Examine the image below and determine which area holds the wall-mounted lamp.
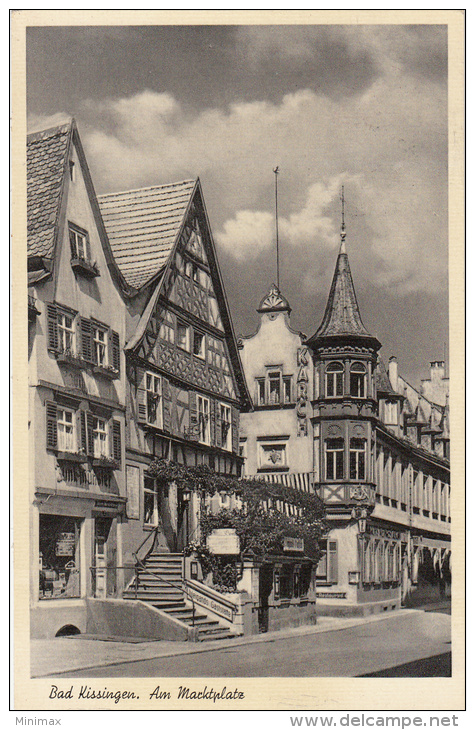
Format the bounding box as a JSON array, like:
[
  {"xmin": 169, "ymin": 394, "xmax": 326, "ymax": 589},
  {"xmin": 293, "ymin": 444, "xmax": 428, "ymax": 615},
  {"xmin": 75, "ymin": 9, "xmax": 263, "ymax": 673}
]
[
  {"xmin": 351, "ymin": 506, "xmax": 368, "ymax": 534},
  {"xmin": 182, "ymin": 486, "xmax": 192, "ymax": 503}
]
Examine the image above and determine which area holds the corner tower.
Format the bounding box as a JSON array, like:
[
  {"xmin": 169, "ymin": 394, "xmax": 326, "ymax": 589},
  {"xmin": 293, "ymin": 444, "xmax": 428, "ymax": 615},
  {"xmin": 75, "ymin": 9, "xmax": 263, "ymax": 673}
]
[{"xmin": 306, "ymin": 213, "xmax": 381, "ymax": 604}]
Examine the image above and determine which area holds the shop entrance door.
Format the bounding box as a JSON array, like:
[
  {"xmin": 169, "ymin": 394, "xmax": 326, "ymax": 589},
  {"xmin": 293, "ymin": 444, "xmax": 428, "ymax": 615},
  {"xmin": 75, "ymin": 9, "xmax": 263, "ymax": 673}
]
[
  {"xmin": 94, "ymin": 518, "xmax": 111, "ymax": 598},
  {"xmin": 258, "ymin": 564, "xmax": 273, "ymax": 633},
  {"xmin": 176, "ymin": 492, "xmax": 190, "ymax": 552}
]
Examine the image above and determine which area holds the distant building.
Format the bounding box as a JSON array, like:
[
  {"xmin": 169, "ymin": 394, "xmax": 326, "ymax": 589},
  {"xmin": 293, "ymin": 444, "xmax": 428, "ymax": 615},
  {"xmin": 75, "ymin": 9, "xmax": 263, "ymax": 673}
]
[{"xmin": 240, "ymin": 223, "xmax": 450, "ymax": 615}]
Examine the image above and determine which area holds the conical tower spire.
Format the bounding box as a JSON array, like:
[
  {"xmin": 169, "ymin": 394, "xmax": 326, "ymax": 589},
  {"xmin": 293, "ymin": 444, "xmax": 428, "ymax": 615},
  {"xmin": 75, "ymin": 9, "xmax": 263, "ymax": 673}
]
[{"xmin": 307, "ymin": 191, "xmax": 379, "ymax": 347}]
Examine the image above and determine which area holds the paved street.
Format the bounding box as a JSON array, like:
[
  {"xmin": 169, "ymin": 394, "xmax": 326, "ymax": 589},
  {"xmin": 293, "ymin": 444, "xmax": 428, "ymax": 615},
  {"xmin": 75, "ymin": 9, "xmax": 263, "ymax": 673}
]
[{"xmin": 45, "ymin": 609, "xmax": 450, "ymax": 679}]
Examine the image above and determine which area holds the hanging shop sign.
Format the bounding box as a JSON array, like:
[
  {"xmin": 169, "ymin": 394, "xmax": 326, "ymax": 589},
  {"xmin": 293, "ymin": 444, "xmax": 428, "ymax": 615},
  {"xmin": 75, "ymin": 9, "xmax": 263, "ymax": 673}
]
[
  {"xmin": 207, "ymin": 528, "xmax": 240, "ymax": 555},
  {"xmin": 283, "ymin": 537, "xmax": 304, "ymax": 552},
  {"xmin": 55, "ymin": 532, "xmax": 75, "ymax": 557}
]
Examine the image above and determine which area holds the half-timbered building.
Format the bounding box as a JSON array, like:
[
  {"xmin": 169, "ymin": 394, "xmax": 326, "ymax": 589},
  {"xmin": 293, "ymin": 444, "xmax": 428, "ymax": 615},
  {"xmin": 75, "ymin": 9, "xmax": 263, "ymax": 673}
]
[{"xmin": 98, "ymin": 180, "xmax": 251, "ymax": 582}]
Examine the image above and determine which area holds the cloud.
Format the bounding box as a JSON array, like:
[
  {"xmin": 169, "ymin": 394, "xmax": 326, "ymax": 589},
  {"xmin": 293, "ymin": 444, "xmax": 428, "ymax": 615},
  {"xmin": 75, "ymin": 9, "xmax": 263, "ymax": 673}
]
[{"xmin": 27, "ymin": 112, "xmax": 72, "ymax": 133}]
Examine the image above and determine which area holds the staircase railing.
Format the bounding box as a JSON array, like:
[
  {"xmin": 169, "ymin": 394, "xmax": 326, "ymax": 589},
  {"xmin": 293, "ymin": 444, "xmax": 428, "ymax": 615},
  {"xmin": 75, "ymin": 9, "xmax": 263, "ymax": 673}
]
[{"xmin": 132, "ymin": 553, "xmax": 197, "ymax": 628}]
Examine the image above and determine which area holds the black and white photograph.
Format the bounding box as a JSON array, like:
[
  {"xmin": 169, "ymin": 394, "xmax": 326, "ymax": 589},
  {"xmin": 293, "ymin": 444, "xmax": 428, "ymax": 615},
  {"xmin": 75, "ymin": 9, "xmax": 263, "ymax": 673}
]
[{"xmin": 12, "ymin": 9, "xmax": 465, "ymax": 716}]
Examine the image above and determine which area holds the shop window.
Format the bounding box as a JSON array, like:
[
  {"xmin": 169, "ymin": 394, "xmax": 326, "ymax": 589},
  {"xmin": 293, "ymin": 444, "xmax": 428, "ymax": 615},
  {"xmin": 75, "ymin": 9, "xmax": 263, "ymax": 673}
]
[
  {"xmin": 177, "ymin": 322, "xmax": 190, "ymax": 351},
  {"xmin": 279, "ymin": 564, "xmax": 293, "ymax": 599},
  {"xmin": 349, "ymin": 438, "xmax": 366, "ymax": 480},
  {"xmin": 39, "ymin": 514, "xmax": 81, "ymax": 600},
  {"xmin": 316, "ymin": 540, "xmax": 338, "ymax": 583},
  {"xmin": 144, "ymin": 476, "xmax": 160, "ymax": 526},
  {"xmin": 360, "ymin": 538, "xmax": 372, "ymax": 583},
  {"xmin": 325, "ymin": 438, "xmax": 344, "ymax": 480},
  {"xmin": 193, "ymin": 330, "xmax": 206, "ymax": 359},
  {"xmin": 326, "ymin": 362, "xmax": 344, "ymax": 397},
  {"xmin": 220, "ymin": 403, "xmax": 231, "ymax": 451},
  {"xmin": 198, "ymin": 395, "xmax": 210, "ymax": 444},
  {"xmin": 350, "ymin": 362, "xmax": 366, "ymax": 398},
  {"xmin": 146, "ymin": 372, "xmax": 162, "ymax": 428}
]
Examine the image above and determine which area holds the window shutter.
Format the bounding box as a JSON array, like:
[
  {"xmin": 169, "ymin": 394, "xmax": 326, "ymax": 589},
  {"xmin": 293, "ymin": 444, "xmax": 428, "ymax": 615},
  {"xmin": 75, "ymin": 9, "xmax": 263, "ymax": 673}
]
[
  {"xmin": 112, "ymin": 419, "xmax": 121, "ymax": 463},
  {"xmin": 69, "ymin": 227, "xmax": 77, "ymax": 257},
  {"xmin": 110, "ymin": 330, "xmax": 120, "ymax": 373},
  {"xmin": 86, "ymin": 412, "xmax": 95, "ymax": 456},
  {"xmin": 46, "ymin": 304, "xmax": 59, "ymax": 351},
  {"xmin": 78, "ymin": 410, "xmax": 87, "ymax": 454},
  {"xmin": 209, "ymin": 399, "xmax": 217, "ymax": 446},
  {"xmin": 231, "ymin": 405, "xmax": 239, "ymax": 454},
  {"xmin": 80, "ymin": 318, "xmax": 93, "ymax": 362},
  {"xmin": 85, "ymin": 234, "xmax": 92, "ymax": 263},
  {"xmin": 45, "ymin": 401, "xmax": 57, "ymax": 449},
  {"xmin": 188, "ymin": 391, "xmax": 198, "ymax": 441},
  {"xmin": 162, "ymin": 377, "xmax": 172, "ymax": 432},
  {"xmin": 215, "ymin": 402, "xmax": 222, "ymax": 448},
  {"xmin": 136, "ymin": 367, "xmax": 147, "ymax": 423},
  {"xmin": 328, "ymin": 541, "xmax": 338, "ymax": 583}
]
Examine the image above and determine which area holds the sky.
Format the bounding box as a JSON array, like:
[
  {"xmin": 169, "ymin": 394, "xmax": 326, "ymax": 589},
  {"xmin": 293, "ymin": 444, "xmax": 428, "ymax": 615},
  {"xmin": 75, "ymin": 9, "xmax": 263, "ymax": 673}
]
[{"xmin": 26, "ymin": 23, "xmax": 449, "ymax": 387}]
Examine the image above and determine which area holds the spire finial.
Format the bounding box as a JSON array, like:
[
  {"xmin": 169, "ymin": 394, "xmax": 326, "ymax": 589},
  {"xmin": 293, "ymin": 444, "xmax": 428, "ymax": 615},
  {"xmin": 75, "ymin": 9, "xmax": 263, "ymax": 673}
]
[
  {"xmin": 273, "ymin": 166, "xmax": 280, "ymax": 290},
  {"xmin": 340, "ymin": 184, "xmax": 346, "ymax": 253}
]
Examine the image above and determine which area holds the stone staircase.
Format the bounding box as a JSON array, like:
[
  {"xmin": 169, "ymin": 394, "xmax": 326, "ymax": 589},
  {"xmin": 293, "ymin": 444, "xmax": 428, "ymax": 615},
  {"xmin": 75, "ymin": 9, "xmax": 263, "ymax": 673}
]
[{"xmin": 123, "ymin": 552, "xmax": 234, "ymax": 642}]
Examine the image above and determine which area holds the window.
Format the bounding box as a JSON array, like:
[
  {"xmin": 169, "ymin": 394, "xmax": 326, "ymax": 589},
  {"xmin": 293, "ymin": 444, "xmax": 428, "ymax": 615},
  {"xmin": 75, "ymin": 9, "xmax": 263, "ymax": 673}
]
[
  {"xmin": 316, "ymin": 540, "xmax": 338, "ymax": 583},
  {"xmin": 39, "ymin": 515, "xmax": 82, "ymax": 600},
  {"xmin": 57, "ymin": 311, "xmax": 75, "ymax": 353},
  {"xmin": 57, "ymin": 408, "xmax": 76, "ymax": 452},
  {"xmin": 283, "ymin": 376, "xmax": 292, "ymax": 403},
  {"xmin": 69, "ymin": 223, "xmax": 91, "ymax": 261},
  {"xmin": 325, "ymin": 438, "xmax": 344, "ymax": 480},
  {"xmin": 92, "ymin": 417, "xmax": 108, "ymax": 458},
  {"xmin": 268, "ymin": 372, "xmax": 281, "ymax": 404},
  {"xmin": 92, "ymin": 325, "xmax": 107, "ymax": 366},
  {"xmin": 177, "ymin": 322, "xmax": 190, "ymax": 351},
  {"xmin": 69, "ymin": 160, "xmax": 75, "ymax": 182},
  {"xmin": 193, "ymin": 331, "xmax": 206, "ymax": 359},
  {"xmin": 350, "ymin": 362, "xmax": 366, "ymax": 397},
  {"xmin": 197, "ymin": 395, "xmax": 210, "ymax": 444},
  {"xmin": 146, "ymin": 372, "xmax": 162, "ymax": 427},
  {"xmin": 257, "ymin": 378, "xmax": 265, "ymax": 406},
  {"xmin": 144, "ymin": 476, "xmax": 160, "ymax": 526},
  {"xmin": 326, "ymin": 362, "xmax": 344, "ymax": 397},
  {"xmin": 349, "ymin": 438, "xmax": 366, "ymax": 480},
  {"xmin": 220, "ymin": 403, "xmax": 231, "ymax": 450}
]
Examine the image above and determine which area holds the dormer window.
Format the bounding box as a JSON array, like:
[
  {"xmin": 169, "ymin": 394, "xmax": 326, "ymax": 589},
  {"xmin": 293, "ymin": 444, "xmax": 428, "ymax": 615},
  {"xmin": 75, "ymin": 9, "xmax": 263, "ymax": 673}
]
[
  {"xmin": 350, "ymin": 362, "xmax": 366, "ymax": 398},
  {"xmin": 326, "ymin": 362, "xmax": 344, "ymax": 397}
]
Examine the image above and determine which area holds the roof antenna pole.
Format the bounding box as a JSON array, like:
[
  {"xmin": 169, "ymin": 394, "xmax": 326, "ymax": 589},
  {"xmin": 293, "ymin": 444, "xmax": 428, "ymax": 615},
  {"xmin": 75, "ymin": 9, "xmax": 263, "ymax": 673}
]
[
  {"xmin": 274, "ymin": 166, "xmax": 280, "ymax": 291},
  {"xmin": 340, "ymin": 184, "xmax": 346, "ymax": 253}
]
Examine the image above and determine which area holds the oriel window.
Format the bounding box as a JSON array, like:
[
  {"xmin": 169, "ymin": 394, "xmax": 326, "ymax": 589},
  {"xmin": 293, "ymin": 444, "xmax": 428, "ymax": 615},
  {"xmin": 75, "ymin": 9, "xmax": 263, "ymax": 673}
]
[
  {"xmin": 350, "ymin": 362, "xmax": 366, "ymax": 398},
  {"xmin": 325, "ymin": 438, "xmax": 344, "ymax": 480},
  {"xmin": 326, "ymin": 362, "xmax": 344, "ymax": 397},
  {"xmin": 349, "ymin": 438, "xmax": 366, "ymax": 480}
]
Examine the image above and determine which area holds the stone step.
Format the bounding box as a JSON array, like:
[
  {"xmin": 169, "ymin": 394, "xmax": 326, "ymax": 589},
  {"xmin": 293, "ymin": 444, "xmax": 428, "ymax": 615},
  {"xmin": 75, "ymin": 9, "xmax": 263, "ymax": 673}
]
[{"xmin": 198, "ymin": 629, "xmax": 233, "ymax": 641}]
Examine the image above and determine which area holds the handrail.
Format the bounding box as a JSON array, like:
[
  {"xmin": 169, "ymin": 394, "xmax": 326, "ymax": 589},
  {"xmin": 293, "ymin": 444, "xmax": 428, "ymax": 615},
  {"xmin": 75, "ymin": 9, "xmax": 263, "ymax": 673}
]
[
  {"xmin": 183, "ymin": 577, "xmax": 239, "ymax": 614},
  {"xmin": 132, "ymin": 554, "xmax": 196, "ymax": 628},
  {"xmin": 134, "ymin": 525, "xmax": 160, "ymax": 562}
]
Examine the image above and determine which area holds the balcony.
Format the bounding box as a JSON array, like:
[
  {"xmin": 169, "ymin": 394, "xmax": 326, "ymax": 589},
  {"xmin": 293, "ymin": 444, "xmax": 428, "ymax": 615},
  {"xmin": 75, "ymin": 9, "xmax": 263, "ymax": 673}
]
[
  {"xmin": 92, "ymin": 455, "xmax": 120, "ymax": 470},
  {"xmin": 93, "ymin": 363, "xmax": 120, "ymax": 381},
  {"xmin": 55, "ymin": 349, "xmax": 85, "ymax": 369},
  {"xmin": 70, "ymin": 257, "xmax": 100, "ymax": 279}
]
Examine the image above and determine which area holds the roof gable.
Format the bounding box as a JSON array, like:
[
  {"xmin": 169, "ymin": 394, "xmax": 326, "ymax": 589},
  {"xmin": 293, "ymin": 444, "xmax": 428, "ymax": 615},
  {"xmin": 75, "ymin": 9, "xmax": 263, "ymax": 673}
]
[
  {"xmin": 27, "ymin": 122, "xmax": 72, "ymax": 261},
  {"xmin": 98, "ymin": 180, "xmax": 196, "ymax": 289}
]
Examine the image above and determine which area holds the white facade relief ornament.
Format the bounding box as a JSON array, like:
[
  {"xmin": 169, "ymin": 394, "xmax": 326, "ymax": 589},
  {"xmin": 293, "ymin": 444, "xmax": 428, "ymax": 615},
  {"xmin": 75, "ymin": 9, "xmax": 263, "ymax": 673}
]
[{"xmin": 349, "ymin": 485, "xmax": 370, "ymax": 501}]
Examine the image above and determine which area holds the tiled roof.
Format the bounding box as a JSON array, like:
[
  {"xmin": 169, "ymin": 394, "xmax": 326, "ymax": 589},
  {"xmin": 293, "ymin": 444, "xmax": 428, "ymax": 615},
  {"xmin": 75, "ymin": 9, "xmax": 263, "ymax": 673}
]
[
  {"xmin": 309, "ymin": 245, "xmax": 372, "ymax": 340},
  {"xmin": 375, "ymin": 360, "xmax": 398, "ymax": 395},
  {"xmin": 27, "ymin": 122, "xmax": 72, "ymax": 259},
  {"xmin": 98, "ymin": 180, "xmax": 196, "ymax": 289}
]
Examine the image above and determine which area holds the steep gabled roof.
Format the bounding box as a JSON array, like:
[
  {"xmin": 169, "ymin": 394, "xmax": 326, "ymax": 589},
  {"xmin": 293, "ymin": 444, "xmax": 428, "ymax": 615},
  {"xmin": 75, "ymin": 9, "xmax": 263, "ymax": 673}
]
[
  {"xmin": 308, "ymin": 234, "xmax": 372, "ymax": 342},
  {"xmin": 27, "ymin": 122, "xmax": 72, "ymax": 261},
  {"xmin": 98, "ymin": 180, "xmax": 196, "ymax": 290},
  {"xmin": 375, "ymin": 359, "xmax": 400, "ymax": 396}
]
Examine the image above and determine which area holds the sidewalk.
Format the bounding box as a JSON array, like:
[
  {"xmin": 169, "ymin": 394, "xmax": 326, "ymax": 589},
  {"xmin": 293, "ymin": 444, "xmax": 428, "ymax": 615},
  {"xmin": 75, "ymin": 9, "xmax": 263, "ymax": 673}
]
[{"xmin": 30, "ymin": 607, "xmax": 429, "ymax": 678}]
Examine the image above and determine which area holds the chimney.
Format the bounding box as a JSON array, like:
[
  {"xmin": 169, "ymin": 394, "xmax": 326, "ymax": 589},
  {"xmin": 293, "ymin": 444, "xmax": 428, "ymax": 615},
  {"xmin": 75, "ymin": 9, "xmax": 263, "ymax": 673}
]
[
  {"xmin": 388, "ymin": 356, "xmax": 398, "ymax": 391},
  {"xmin": 430, "ymin": 361, "xmax": 445, "ymax": 383}
]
